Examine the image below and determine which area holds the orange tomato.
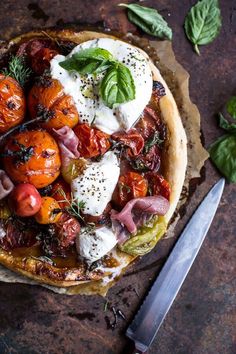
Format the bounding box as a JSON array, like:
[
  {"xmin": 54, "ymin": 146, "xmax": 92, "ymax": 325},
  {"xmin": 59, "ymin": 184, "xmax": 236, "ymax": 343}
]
[
  {"xmin": 3, "ymin": 130, "xmax": 61, "ymax": 188},
  {"xmin": 35, "ymin": 196, "xmax": 62, "ymax": 224},
  {"xmin": 113, "ymin": 172, "xmax": 148, "ymax": 207},
  {"xmin": 73, "ymin": 123, "xmax": 111, "ymax": 158},
  {"xmin": 51, "ymin": 179, "xmax": 71, "ymax": 209},
  {"xmin": 0, "ymin": 74, "xmax": 25, "ymax": 133},
  {"xmin": 28, "ymin": 78, "xmax": 79, "ymax": 130}
]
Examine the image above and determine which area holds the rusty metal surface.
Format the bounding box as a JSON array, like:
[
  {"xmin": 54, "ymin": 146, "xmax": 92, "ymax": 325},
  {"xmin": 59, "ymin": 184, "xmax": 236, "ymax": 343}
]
[{"xmin": 0, "ymin": 1, "xmax": 235, "ymax": 353}]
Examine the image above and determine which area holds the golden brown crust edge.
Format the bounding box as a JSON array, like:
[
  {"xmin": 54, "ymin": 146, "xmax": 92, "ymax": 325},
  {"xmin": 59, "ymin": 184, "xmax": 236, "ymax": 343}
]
[{"xmin": 0, "ymin": 29, "xmax": 187, "ymax": 287}]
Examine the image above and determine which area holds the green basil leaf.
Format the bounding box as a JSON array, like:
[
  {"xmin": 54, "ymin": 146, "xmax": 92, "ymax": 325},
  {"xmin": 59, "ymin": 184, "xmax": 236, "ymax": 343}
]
[
  {"xmin": 100, "ymin": 63, "xmax": 135, "ymax": 108},
  {"xmin": 219, "ymin": 113, "xmax": 236, "ymax": 133},
  {"xmin": 209, "ymin": 134, "xmax": 236, "ymax": 183},
  {"xmin": 226, "ymin": 96, "xmax": 236, "ymax": 119},
  {"xmin": 59, "ymin": 48, "xmax": 114, "ymax": 74},
  {"xmin": 184, "ymin": 0, "xmax": 222, "ymax": 55},
  {"xmin": 118, "ymin": 3, "xmax": 172, "ymax": 40}
]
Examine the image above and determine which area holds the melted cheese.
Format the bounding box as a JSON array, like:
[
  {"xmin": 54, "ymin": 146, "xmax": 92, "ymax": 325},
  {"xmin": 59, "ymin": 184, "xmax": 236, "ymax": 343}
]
[
  {"xmin": 71, "ymin": 151, "xmax": 120, "ymax": 216},
  {"xmin": 77, "ymin": 226, "xmax": 117, "ymax": 263}
]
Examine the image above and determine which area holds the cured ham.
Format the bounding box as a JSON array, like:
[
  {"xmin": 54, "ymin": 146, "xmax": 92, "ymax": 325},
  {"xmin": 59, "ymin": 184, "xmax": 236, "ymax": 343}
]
[
  {"xmin": 0, "ymin": 170, "xmax": 14, "ymax": 200},
  {"xmin": 53, "ymin": 126, "xmax": 80, "ymax": 159},
  {"xmin": 111, "ymin": 196, "xmax": 170, "ymax": 235}
]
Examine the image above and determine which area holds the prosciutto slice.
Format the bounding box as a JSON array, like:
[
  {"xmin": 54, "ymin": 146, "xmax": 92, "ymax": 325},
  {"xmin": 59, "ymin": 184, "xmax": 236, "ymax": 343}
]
[
  {"xmin": 111, "ymin": 196, "xmax": 169, "ymax": 235},
  {"xmin": 0, "ymin": 170, "xmax": 14, "ymax": 200},
  {"xmin": 53, "ymin": 126, "xmax": 80, "ymax": 159}
]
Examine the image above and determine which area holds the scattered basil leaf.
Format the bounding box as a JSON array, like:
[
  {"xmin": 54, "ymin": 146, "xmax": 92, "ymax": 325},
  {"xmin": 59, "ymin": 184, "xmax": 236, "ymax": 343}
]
[
  {"xmin": 184, "ymin": 0, "xmax": 222, "ymax": 55},
  {"xmin": 218, "ymin": 113, "xmax": 236, "ymax": 133},
  {"xmin": 209, "ymin": 134, "xmax": 236, "ymax": 183},
  {"xmin": 100, "ymin": 63, "xmax": 135, "ymax": 108},
  {"xmin": 226, "ymin": 96, "xmax": 236, "ymax": 119},
  {"xmin": 59, "ymin": 48, "xmax": 114, "ymax": 74},
  {"xmin": 118, "ymin": 3, "xmax": 172, "ymax": 40}
]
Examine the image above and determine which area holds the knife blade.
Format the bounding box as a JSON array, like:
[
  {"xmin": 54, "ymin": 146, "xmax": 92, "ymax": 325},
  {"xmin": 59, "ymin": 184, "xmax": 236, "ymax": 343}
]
[{"xmin": 126, "ymin": 178, "xmax": 225, "ymax": 354}]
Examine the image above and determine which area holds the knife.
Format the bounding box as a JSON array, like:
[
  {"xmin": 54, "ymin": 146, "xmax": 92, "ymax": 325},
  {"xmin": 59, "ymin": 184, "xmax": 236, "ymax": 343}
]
[{"xmin": 126, "ymin": 178, "xmax": 225, "ymax": 354}]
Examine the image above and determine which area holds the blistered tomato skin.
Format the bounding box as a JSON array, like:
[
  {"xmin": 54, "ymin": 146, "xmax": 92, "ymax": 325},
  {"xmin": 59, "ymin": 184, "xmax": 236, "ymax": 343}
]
[
  {"xmin": 9, "ymin": 183, "xmax": 42, "ymax": 217},
  {"xmin": 28, "ymin": 78, "xmax": 79, "ymax": 130},
  {"xmin": 35, "ymin": 196, "xmax": 62, "ymax": 224},
  {"xmin": 3, "ymin": 130, "xmax": 61, "ymax": 188},
  {"xmin": 51, "ymin": 179, "xmax": 71, "ymax": 209},
  {"xmin": 0, "ymin": 74, "xmax": 26, "ymax": 133}
]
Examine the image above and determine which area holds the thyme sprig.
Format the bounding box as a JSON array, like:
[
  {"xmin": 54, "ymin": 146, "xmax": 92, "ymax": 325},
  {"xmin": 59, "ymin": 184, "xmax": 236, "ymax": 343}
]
[
  {"xmin": 52, "ymin": 187, "xmax": 86, "ymax": 222},
  {"xmin": 2, "ymin": 56, "xmax": 32, "ymax": 87}
]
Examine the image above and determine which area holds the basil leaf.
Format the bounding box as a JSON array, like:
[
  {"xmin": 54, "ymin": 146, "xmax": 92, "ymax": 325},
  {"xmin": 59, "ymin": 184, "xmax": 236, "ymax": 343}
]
[
  {"xmin": 184, "ymin": 0, "xmax": 222, "ymax": 55},
  {"xmin": 59, "ymin": 48, "xmax": 114, "ymax": 74},
  {"xmin": 219, "ymin": 113, "xmax": 236, "ymax": 133},
  {"xmin": 209, "ymin": 134, "xmax": 236, "ymax": 183},
  {"xmin": 100, "ymin": 63, "xmax": 135, "ymax": 108},
  {"xmin": 226, "ymin": 96, "xmax": 236, "ymax": 119},
  {"xmin": 118, "ymin": 3, "xmax": 172, "ymax": 40}
]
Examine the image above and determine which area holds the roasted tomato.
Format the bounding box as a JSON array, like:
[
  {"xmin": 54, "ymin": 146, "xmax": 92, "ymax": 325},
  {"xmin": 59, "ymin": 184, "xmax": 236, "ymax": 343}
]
[
  {"xmin": 38, "ymin": 213, "xmax": 80, "ymax": 256},
  {"xmin": 3, "ymin": 130, "xmax": 61, "ymax": 188},
  {"xmin": 51, "ymin": 179, "xmax": 71, "ymax": 209},
  {"xmin": 31, "ymin": 47, "xmax": 58, "ymax": 74},
  {"xmin": 130, "ymin": 144, "xmax": 161, "ymax": 172},
  {"xmin": 35, "ymin": 196, "xmax": 62, "ymax": 224},
  {"xmin": 111, "ymin": 129, "xmax": 144, "ymax": 157},
  {"xmin": 54, "ymin": 212, "xmax": 80, "ymax": 249},
  {"xmin": 9, "ymin": 183, "xmax": 42, "ymax": 217},
  {"xmin": 0, "ymin": 218, "xmax": 37, "ymax": 251},
  {"xmin": 28, "ymin": 78, "xmax": 79, "ymax": 130},
  {"xmin": 83, "ymin": 203, "xmax": 112, "ymax": 226},
  {"xmin": 135, "ymin": 106, "xmax": 165, "ymax": 140},
  {"xmin": 113, "ymin": 172, "xmax": 148, "ymax": 207},
  {"xmin": 145, "ymin": 172, "xmax": 171, "ymax": 200},
  {"xmin": 17, "ymin": 39, "xmax": 58, "ymax": 75},
  {"xmin": 74, "ymin": 123, "xmax": 111, "ymax": 158},
  {"xmin": 0, "ymin": 74, "xmax": 25, "ymax": 133}
]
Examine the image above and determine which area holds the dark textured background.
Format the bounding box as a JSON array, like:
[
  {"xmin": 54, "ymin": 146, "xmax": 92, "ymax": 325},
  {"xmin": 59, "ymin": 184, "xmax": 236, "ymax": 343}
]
[{"xmin": 0, "ymin": 1, "xmax": 236, "ymax": 353}]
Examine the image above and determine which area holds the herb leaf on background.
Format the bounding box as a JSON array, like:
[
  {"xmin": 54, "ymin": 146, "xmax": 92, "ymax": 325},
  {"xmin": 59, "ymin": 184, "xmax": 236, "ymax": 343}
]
[
  {"xmin": 184, "ymin": 0, "xmax": 222, "ymax": 55},
  {"xmin": 226, "ymin": 96, "xmax": 236, "ymax": 119},
  {"xmin": 118, "ymin": 3, "xmax": 172, "ymax": 40}
]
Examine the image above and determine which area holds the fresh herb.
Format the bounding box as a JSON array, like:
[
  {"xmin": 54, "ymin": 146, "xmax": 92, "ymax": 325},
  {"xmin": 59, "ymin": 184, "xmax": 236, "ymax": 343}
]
[
  {"xmin": 100, "ymin": 63, "xmax": 135, "ymax": 108},
  {"xmin": 209, "ymin": 134, "xmax": 236, "ymax": 183},
  {"xmin": 1, "ymin": 141, "xmax": 34, "ymax": 165},
  {"xmin": 59, "ymin": 48, "xmax": 135, "ymax": 108},
  {"xmin": 209, "ymin": 99, "xmax": 236, "ymax": 183},
  {"xmin": 3, "ymin": 55, "xmax": 32, "ymax": 86},
  {"xmin": 144, "ymin": 131, "xmax": 163, "ymax": 154},
  {"xmin": 226, "ymin": 96, "xmax": 236, "ymax": 119},
  {"xmin": 60, "ymin": 48, "xmax": 115, "ymax": 75},
  {"xmin": 218, "ymin": 113, "xmax": 236, "ymax": 133},
  {"xmin": 56, "ymin": 188, "xmax": 85, "ymax": 222},
  {"xmin": 119, "ymin": 183, "xmax": 131, "ymax": 194},
  {"xmin": 118, "ymin": 3, "xmax": 172, "ymax": 40},
  {"xmin": 184, "ymin": 0, "xmax": 222, "ymax": 55}
]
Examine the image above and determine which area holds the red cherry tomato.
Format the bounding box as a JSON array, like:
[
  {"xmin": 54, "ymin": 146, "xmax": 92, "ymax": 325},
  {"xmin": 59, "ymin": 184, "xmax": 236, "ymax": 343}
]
[
  {"xmin": 111, "ymin": 129, "xmax": 144, "ymax": 157},
  {"xmin": 51, "ymin": 179, "xmax": 71, "ymax": 209},
  {"xmin": 145, "ymin": 172, "xmax": 171, "ymax": 200},
  {"xmin": 113, "ymin": 172, "xmax": 148, "ymax": 207},
  {"xmin": 31, "ymin": 47, "xmax": 58, "ymax": 74},
  {"xmin": 73, "ymin": 123, "xmax": 111, "ymax": 158},
  {"xmin": 9, "ymin": 183, "xmax": 42, "ymax": 217},
  {"xmin": 54, "ymin": 212, "xmax": 81, "ymax": 249},
  {"xmin": 135, "ymin": 106, "xmax": 164, "ymax": 140}
]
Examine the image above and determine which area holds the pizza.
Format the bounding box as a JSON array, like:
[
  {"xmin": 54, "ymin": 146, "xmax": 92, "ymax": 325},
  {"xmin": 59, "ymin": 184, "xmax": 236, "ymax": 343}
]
[{"xmin": 0, "ymin": 30, "xmax": 187, "ymax": 290}]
